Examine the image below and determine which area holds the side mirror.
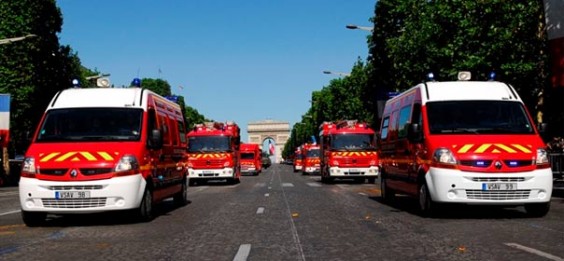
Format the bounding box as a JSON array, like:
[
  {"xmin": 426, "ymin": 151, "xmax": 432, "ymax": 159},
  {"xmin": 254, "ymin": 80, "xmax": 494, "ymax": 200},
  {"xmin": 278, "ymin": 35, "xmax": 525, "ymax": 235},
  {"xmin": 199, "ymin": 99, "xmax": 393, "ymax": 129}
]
[
  {"xmin": 407, "ymin": 123, "xmax": 423, "ymax": 142},
  {"xmin": 149, "ymin": 129, "xmax": 163, "ymax": 149},
  {"xmin": 538, "ymin": 123, "xmax": 547, "ymax": 133}
]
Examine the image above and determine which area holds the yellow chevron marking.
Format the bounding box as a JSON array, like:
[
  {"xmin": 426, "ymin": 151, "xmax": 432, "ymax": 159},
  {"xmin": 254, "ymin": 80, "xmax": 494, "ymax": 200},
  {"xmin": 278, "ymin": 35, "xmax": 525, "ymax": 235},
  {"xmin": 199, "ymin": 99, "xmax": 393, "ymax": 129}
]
[
  {"xmin": 40, "ymin": 152, "xmax": 61, "ymax": 162},
  {"xmin": 71, "ymin": 157, "xmax": 80, "ymax": 161},
  {"xmin": 56, "ymin": 152, "xmax": 77, "ymax": 162},
  {"xmin": 80, "ymin": 152, "xmax": 97, "ymax": 161},
  {"xmin": 475, "ymin": 144, "xmax": 492, "ymax": 153},
  {"xmin": 492, "ymin": 149, "xmax": 501, "ymax": 153},
  {"xmin": 512, "ymin": 144, "xmax": 532, "ymax": 153},
  {"xmin": 98, "ymin": 152, "xmax": 114, "ymax": 161},
  {"xmin": 495, "ymin": 144, "xmax": 517, "ymax": 153},
  {"xmin": 458, "ymin": 144, "xmax": 474, "ymax": 153}
]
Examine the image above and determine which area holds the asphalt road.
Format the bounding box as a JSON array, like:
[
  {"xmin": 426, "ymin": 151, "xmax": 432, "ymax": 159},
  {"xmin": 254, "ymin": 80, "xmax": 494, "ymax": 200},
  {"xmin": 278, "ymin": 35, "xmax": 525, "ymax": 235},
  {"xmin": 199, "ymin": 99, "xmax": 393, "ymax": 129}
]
[{"xmin": 0, "ymin": 164, "xmax": 563, "ymax": 261}]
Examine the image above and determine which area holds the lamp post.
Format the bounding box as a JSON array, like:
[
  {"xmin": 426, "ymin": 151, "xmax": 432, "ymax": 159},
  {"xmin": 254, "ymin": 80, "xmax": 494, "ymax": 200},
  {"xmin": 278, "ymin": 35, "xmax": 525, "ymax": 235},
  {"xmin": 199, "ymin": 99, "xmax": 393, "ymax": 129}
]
[
  {"xmin": 345, "ymin": 24, "xmax": 374, "ymax": 32},
  {"xmin": 0, "ymin": 34, "xmax": 36, "ymax": 45},
  {"xmin": 323, "ymin": 70, "xmax": 351, "ymax": 77}
]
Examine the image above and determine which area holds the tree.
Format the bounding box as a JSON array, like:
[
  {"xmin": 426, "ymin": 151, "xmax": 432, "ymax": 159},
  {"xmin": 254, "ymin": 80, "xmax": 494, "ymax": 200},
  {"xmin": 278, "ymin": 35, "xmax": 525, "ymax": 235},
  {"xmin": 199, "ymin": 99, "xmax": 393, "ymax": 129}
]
[{"xmin": 0, "ymin": 0, "xmax": 84, "ymax": 156}]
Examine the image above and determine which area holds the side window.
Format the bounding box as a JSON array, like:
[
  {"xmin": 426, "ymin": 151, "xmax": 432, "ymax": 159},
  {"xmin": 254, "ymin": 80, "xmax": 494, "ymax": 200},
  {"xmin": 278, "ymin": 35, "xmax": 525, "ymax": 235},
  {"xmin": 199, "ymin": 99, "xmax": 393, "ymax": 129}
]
[
  {"xmin": 398, "ymin": 106, "xmax": 411, "ymax": 138},
  {"xmin": 159, "ymin": 115, "xmax": 170, "ymax": 145},
  {"xmin": 147, "ymin": 109, "xmax": 157, "ymax": 146},
  {"xmin": 178, "ymin": 120, "xmax": 186, "ymax": 144},
  {"xmin": 169, "ymin": 116, "xmax": 179, "ymax": 145},
  {"xmin": 380, "ymin": 117, "xmax": 390, "ymax": 140},
  {"xmin": 412, "ymin": 103, "xmax": 422, "ymax": 125}
]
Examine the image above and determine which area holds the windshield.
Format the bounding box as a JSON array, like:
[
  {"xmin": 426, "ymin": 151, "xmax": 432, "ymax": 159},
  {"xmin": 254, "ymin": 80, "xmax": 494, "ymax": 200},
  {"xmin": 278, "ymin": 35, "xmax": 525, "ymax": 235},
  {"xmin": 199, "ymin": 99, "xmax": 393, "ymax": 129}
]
[
  {"xmin": 295, "ymin": 154, "xmax": 303, "ymax": 160},
  {"xmin": 36, "ymin": 108, "xmax": 143, "ymax": 142},
  {"xmin": 241, "ymin": 153, "xmax": 255, "ymax": 159},
  {"xmin": 427, "ymin": 101, "xmax": 534, "ymax": 135},
  {"xmin": 188, "ymin": 136, "xmax": 230, "ymax": 152},
  {"xmin": 306, "ymin": 149, "xmax": 320, "ymax": 158},
  {"xmin": 331, "ymin": 134, "xmax": 375, "ymax": 151}
]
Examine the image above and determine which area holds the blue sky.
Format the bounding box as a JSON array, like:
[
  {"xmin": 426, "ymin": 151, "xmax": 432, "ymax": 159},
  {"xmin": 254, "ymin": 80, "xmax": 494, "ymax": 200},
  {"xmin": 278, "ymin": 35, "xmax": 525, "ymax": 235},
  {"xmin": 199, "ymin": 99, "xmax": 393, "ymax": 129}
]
[{"xmin": 57, "ymin": 0, "xmax": 375, "ymax": 142}]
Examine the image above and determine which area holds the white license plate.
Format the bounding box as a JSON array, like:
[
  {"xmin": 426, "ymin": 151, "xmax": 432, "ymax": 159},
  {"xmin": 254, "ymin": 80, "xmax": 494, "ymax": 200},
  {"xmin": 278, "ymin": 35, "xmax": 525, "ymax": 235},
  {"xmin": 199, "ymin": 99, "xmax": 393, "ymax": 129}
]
[
  {"xmin": 482, "ymin": 183, "xmax": 517, "ymax": 191},
  {"xmin": 203, "ymin": 170, "xmax": 213, "ymax": 174},
  {"xmin": 55, "ymin": 191, "xmax": 91, "ymax": 199}
]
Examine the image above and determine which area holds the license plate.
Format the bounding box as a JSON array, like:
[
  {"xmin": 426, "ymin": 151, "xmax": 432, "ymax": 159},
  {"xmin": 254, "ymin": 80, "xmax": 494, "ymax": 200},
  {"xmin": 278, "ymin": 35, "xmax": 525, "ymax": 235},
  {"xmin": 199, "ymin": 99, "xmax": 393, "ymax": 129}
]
[
  {"xmin": 203, "ymin": 170, "xmax": 213, "ymax": 174},
  {"xmin": 482, "ymin": 183, "xmax": 517, "ymax": 191},
  {"xmin": 55, "ymin": 191, "xmax": 91, "ymax": 199}
]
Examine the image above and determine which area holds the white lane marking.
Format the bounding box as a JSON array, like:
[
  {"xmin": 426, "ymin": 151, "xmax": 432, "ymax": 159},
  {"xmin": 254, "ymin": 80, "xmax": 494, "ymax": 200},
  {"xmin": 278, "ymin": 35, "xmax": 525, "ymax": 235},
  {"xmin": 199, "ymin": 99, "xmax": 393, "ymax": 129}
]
[
  {"xmin": 265, "ymin": 193, "xmax": 270, "ymax": 197},
  {"xmin": 0, "ymin": 210, "xmax": 21, "ymax": 216},
  {"xmin": 358, "ymin": 192, "xmax": 367, "ymax": 196},
  {"xmin": 255, "ymin": 183, "xmax": 266, "ymax": 187},
  {"xmin": 268, "ymin": 187, "xmax": 272, "ymax": 190},
  {"xmin": 276, "ymin": 165, "xmax": 306, "ymax": 261},
  {"xmin": 188, "ymin": 186, "xmax": 209, "ymax": 193},
  {"xmin": 282, "ymin": 183, "xmax": 294, "ymax": 187},
  {"xmin": 256, "ymin": 207, "xmax": 265, "ymax": 214},
  {"xmin": 307, "ymin": 182, "xmax": 321, "ymax": 187},
  {"xmin": 233, "ymin": 244, "xmax": 251, "ymax": 261},
  {"xmin": 504, "ymin": 243, "xmax": 564, "ymax": 261}
]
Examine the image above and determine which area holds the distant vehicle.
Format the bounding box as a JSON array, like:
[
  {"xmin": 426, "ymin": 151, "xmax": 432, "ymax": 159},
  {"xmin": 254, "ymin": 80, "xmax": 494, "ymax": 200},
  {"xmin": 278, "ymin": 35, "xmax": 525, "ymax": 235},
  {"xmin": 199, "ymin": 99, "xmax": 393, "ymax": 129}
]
[
  {"xmin": 378, "ymin": 72, "xmax": 552, "ymax": 217},
  {"xmin": 319, "ymin": 120, "xmax": 379, "ymax": 183},
  {"xmin": 293, "ymin": 146, "xmax": 303, "ymax": 172},
  {"xmin": 240, "ymin": 143, "xmax": 262, "ymax": 176},
  {"xmin": 261, "ymin": 155, "xmax": 272, "ymax": 169},
  {"xmin": 302, "ymin": 143, "xmax": 321, "ymax": 175},
  {"xmin": 19, "ymin": 84, "xmax": 189, "ymax": 226},
  {"xmin": 186, "ymin": 121, "xmax": 241, "ymax": 185}
]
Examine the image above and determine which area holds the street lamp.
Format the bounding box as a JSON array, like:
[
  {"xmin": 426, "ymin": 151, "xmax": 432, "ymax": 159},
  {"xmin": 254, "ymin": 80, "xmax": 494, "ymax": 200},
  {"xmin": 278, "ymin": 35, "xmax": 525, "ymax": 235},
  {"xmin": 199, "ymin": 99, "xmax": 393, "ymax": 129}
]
[
  {"xmin": 0, "ymin": 34, "xmax": 36, "ymax": 45},
  {"xmin": 345, "ymin": 24, "xmax": 373, "ymax": 32},
  {"xmin": 323, "ymin": 70, "xmax": 350, "ymax": 77}
]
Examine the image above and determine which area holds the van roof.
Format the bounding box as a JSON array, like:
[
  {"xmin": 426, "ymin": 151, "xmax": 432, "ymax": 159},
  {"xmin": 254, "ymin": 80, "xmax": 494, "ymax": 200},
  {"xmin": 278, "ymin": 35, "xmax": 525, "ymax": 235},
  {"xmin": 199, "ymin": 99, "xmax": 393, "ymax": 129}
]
[
  {"xmin": 420, "ymin": 81, "xmax": 521, "ymax": 104},
  {"xmin": 47, "ymin": 88, "xmax": 165, "ymax": 110}
]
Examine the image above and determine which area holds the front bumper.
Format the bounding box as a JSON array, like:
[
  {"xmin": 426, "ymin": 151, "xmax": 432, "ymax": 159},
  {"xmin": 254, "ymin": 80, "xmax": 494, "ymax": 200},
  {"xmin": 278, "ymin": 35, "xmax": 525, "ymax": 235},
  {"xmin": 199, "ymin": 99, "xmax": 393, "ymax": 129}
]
[{"xmin": 328, "ymin": 166, "xmax": 379, "ymax": 177}]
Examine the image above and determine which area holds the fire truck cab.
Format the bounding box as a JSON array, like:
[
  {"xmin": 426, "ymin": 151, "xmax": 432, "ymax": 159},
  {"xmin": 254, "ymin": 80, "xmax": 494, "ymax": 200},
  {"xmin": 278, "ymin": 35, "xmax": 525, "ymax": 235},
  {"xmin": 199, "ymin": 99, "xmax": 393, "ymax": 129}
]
[
  {"xmin": 186, "ymin": 121, "xmax": 241, "ymax": 185},
  {"xmin": 240, "ymin": 143, "xmax": 261, "ymax": 176},
  {"xmin": 378, "ymin": 72, "xmax": 553, "ymax": 216},
  {"xmin": 19, "ymin": 85, "xmax": 189, "ymax": 226},
  {"xmin": 319, "ymin": 120, "xmax": 379, "ymax": 183},
  {"xmin": 302, "ymin": 143, "xmax": 321, "ymax": 175}
]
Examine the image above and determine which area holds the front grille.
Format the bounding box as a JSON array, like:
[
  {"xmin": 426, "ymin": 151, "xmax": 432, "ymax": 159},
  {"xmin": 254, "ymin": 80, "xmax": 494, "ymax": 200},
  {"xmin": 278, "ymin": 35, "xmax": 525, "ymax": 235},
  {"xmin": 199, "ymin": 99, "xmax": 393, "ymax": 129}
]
[
  {"xmin": 466, "ymin": 190, "xmax": 530, "ymax": 200},
  {"xmin": 48, "ymin": 185, "xmax": 104, "ymax": 191},
  {"xmin": 42, "ymin": 198, "xmax": 107, "ymax": 208},
  {"xmin": 345, "ymin": 171, "xmax": 364, "ymax": 175},
  {"xmin": 503, "ymin": 160, "xmax": 533, "ymax": 168},
  {"xmin": 460, "ymin": 160, "xmax": 492, "ymax": 168},
  {"xmin": 40, "ymin": 169, "xmax": 68, "ymax": 176},
  {"xmin": 80, "ymin": 168, "xmax": 113, "ymax": 175},
  {"xmin": 471, "ymin": 177, "xmax": 526, "ymax": 182}
]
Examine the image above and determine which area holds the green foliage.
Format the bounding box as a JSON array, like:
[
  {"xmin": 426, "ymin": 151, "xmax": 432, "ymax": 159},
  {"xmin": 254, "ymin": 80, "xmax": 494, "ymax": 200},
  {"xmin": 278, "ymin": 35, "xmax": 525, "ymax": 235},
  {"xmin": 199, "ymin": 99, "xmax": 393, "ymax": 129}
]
[
  {"xmin": 185, "ymin": 106, "xmax": 211, "ymax": 130},
  {"xmin": 367, "ymin": 0, "xmax": 548, "ymax": 126},
  {"xmin": 141, "ymin": 78, "xmax": 172, "ymax": 96}
]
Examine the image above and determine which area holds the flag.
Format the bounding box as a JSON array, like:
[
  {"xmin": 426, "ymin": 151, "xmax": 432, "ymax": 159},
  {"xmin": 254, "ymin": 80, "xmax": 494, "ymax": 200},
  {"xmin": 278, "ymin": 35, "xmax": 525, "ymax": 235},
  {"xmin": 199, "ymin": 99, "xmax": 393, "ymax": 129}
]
[{"xmin": 269, "ymin": 140, "xmax": 275, "ymax": 155}]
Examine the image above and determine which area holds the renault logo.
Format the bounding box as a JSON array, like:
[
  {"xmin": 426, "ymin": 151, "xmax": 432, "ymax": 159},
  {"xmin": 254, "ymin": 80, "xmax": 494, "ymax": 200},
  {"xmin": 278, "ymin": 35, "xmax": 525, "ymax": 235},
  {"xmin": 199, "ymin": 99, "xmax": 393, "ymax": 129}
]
[
  {"xmin": 206, "ymin": 160, "xmax": 211, "ymax": 165},
  {"xmin": 494, "ymin": 161, "xmax": 502, "ymax": 170},
  {"xmin": 70, "ymin": 169, "xmax": 78, "ymax": 178}
]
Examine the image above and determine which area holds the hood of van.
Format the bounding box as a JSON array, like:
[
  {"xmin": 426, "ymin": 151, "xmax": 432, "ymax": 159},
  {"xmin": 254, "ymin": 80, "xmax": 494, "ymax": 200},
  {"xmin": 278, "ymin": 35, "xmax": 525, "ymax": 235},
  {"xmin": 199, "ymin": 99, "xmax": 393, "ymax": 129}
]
[{"xmin": 25, "ymin": 142, "xmax": 143, "ymax": 181}]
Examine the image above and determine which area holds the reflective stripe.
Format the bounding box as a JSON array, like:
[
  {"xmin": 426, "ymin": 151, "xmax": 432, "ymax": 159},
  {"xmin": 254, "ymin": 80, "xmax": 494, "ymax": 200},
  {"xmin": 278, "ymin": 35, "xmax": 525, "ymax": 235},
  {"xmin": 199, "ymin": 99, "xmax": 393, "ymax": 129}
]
[{"xmin": 495, "ymin": 144, "xmax": 517, "ymax": 153}]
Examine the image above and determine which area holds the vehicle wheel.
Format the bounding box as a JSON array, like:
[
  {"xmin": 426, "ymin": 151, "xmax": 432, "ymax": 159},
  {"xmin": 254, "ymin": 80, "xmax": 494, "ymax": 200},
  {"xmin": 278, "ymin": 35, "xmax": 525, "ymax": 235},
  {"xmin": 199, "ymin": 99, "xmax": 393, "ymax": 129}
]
[
  {"xmin": 174, "ymin": 178, "xmax": 189, "ymax": 207},
  {"xmin": 524, "ymin": 202, "xmax": 550, "ymax": 217},
  {"xmin": 137, "ymin": 186, "xmax": 154, "ymax": 222},
  {"xmin": 21, "ymin": 210, "xmax": 47, "ymax": 227},
  {"xmin": 380, "ymin": 176, "xmax": 395, "ymax": 202},
  {"xmin": 418, "ymin": 182, "xmax": 438, "ymax": 217},
  {"xmin": 189, "ymin": 179, "xmax": 196, "ymax": 186},
  {"xmin": 367, "ymin": 177, "xmax": 376, "ymax": 184}
]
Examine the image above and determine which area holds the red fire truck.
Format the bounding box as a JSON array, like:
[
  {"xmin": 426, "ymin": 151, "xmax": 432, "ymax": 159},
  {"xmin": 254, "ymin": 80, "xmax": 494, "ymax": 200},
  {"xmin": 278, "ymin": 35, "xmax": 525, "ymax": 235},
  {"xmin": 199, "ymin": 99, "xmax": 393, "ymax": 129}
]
[
  {"xmin": 186, "ymin": 121, "xmax": 241, "ymax": 185},
  {"xmin": 302, "ymin": 143, "xmax": 321, "ymax": 175},
  {"xmin": 293, "ymin": 146, "xmax": 303, "ymax": 172},
  {"xmin": 319, "ymin": 120, "xmax": 379, "ymax": 183},
  {"xmin": 239, "ymin": 143, "xmax": 261, "ymax": 176}
]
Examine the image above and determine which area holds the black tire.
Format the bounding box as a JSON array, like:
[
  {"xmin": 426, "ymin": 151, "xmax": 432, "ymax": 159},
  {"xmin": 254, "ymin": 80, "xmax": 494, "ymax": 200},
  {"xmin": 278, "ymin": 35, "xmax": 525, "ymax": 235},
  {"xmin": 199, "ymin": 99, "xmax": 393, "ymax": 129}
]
[
  {"xmin": 137, "ymin": 186, "xmax": 154, "ymax": 222},
  {"xmin": 418, "ymin": 182, "xmax": 439, "ymax": 217},
  {"xmin": 380, "ymin": 175, "xmax": 395, "ymax": 202},
  {"xmin": 189, "ymin": 179, "xmax": 196, "ymax": 186},
  {"xmin": 21, "ymin": 210, "xmax": 47, "ymax": 227},
  {"xmin": 524, "ymin": 202, "xmax": 550, "ymax": 217},
  {"xmin": 174, "ymin": 178, "xmax": 189, "ymax": 207},
  {"xmin": 367, "ymin": 177, "xmax": 376, "ymax": 184}
]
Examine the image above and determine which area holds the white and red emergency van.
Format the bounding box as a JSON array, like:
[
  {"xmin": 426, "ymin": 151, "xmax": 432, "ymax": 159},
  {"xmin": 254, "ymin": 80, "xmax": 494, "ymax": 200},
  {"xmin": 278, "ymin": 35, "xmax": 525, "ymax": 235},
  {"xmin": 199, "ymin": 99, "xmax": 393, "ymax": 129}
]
[
  {"xmin": 319, "ymin": 120, "xmax": 379, "ymax": 183},
  {"xmin": 293, "ymin": 146, "xmax": 303, "ymax": 172},
  {"xmin": 302, "ymin": 143, "xmax": 321, "ymax": 175},
  {"xmin": 19, "ymin": 84, "xmax": 189, "ymax": 226},
  {"xmin": 378, "ymin": 72, "xmax": 553, "ymax": 217},
  {"xmin": 239, "ymin": 143, "xmax": 262, "ymax": 176}
]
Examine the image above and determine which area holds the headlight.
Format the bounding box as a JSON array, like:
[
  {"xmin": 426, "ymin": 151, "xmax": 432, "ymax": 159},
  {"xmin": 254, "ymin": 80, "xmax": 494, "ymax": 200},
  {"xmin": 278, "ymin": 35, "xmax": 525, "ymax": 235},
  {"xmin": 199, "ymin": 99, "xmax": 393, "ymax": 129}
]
[
  {"xmin": 369, "ymin": 160, "xmax": 377, "ymax": 166},
  {"xmin": 22, "ymin": 157, "xmax": 37, "ymax": 177},
  {"xmin": 114, "ymin": 155, "xmax": 140, "ymax": 172},
  {"xmin": 433, "ymin": 148, "xmax": 457, "ymax": 164},
  {"xmin": 332, "ymin": 160, "xmax": 339, "ymax": 166},
  {"xmin": 536, "ymin": 148, "xmax": 549, "ymax": 165}
]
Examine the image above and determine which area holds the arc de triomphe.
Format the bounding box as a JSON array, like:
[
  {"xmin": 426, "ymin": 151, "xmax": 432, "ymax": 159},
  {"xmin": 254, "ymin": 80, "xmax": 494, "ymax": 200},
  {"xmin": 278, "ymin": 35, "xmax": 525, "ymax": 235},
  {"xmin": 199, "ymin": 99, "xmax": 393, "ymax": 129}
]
[{"xmin": 247, "ymin": 120, "xmax": 290, "ymax": 163}]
